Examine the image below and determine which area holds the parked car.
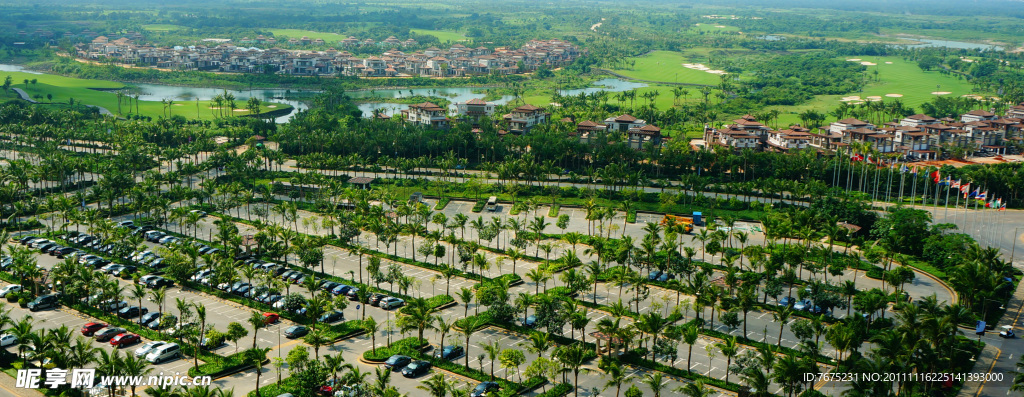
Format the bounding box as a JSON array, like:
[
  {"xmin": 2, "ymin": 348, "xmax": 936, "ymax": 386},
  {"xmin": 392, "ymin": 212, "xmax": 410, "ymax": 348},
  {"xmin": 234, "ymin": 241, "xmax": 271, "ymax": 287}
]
[
  {"xmin": 147, "ymin": 277, "xmax": 174, "ymax": 289},
  {"xmin": 146, "ymin": 343, "xmax": 181, "ymax": 363},
  {"xmin": 778, "ymin": 297, "xmax": 795, "ymax": 307},
  {"xmin": 80, "ymin": 322, "xmax": 107, "ymax": 336},
  {"xmin": 117, "ymin": 306, "xmax": 148, "ymax": 319},
  {"xmin": 263, "ymin": 313, "xmax": 280, "ymax": 325},
  {"xmin": 0, "ymin": 285, "xmax": 22, "ymax": 298},
  {"xmin": 147, "ymin": 315, "xmax": 176, "ymax": 330},
  {"xmin": 369, "ymin": 294, "xmax": 387, "ymax": 306},
  {"xmin": 319, "ymin": 310, "xmax": 344, "ymax": 323},
  {"xmin": 94, "ymin": 327, "xmax": 128, "ymax": 342},
  {"xmin": 285, "ymin": 326, "xmax": 309, "ymax": 339},
  {"xmin": 793, "ymin": 299, "xmax": 813, "ymax": 311},
  {"xmin": 383, "ymin": 355, "xmax": 411, "ymax": 370},
  {"xmin": 320, "ymin": 281, "xmax": 339, "ymax": 292},
  {"xmin": 138, "ymin": 275, "xmax": 161, "ymax": 286},
  {"xmin": 646, "ymin": 271, "xmax": 662, "ymax": 281},
  {"xmin": 135, "ymin": 341, "xmax": 166, "ymax": 358},
  {"xmin": 401, "ymin": 360, "xmax": 432, "ymax": 378},
  {"xmin": 522, "ymin": 315, "xmax": 538, "ymax": 328},
  {"xmin": 381, "ymin": 297, "xmax": 405, "ymax": 310},
  {"xmin": 100, "ymin": 300, "xmax": 129, "ymax": 312},
  {"xmin": 470, "ymin": 382, "xmax": 500, "ymax": 397},
  {"xmin": 27, "ymin": 295, "xmax": 59, "ymax": 312},
  {"xmin": 433, "ymin": 345, "xmax": 465, "ymax": 361},
  {"xmin": 111, "ymin": 333, "xmax": 141, "ymax": 348},
  {"xmin": 139, "ymin": 312, "xmax": 162, "ymax": 325},
  {"xmin": 0, "ymin": 334, "xmax": 17, "ymax": 347}
]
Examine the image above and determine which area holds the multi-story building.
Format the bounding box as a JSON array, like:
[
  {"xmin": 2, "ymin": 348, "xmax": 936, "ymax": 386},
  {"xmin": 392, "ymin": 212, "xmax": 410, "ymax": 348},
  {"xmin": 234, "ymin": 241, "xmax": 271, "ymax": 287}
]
[
  {"xmin": 455, "ymin": 99, "xmax": 495, "ymax": 125},
  {"xmin": 508, "ymin": 104, "xmax": 549, "ymax": 134},
  {"xmin": 404, "ymin": 102, "xmax": 449, "ymax": 129}
]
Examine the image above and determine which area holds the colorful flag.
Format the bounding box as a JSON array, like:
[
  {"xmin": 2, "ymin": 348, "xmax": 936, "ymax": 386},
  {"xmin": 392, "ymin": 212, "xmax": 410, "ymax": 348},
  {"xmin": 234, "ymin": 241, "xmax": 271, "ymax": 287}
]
[
  {"xmin": 969, "ymin": 188, "xmax": 978, "ymax": 198},
  {"xmin": 1000, "ymin": 203, "xmax": 1007, "ymax": 211},
  {"xmin": 912, "ymin": 166, "xmax": 918, "ymax": 175},
  {"xmin": 979, "ymin": 190, "xmax": 988, "ymax": 200},
  {"xmin": 900, "ymin": 164, "xmax": 909, "ymax": 174},
  {"xmin": 951, "ymin": 179, "xmax": 961, "ymax": 189},
  {"xmin": 986, "ymin": 200, "xmax": 992, "ymax": 208},
  {"xmin": 852, "ymin": 153, "xmax": 864, "ymax": 161},
  {"xmin": 932, "ymin": 170, "xmax": 941, "ymax": 183},
  {"xmin": 961, "ymin": 183, "xmax": 970, "ymax": 193}
]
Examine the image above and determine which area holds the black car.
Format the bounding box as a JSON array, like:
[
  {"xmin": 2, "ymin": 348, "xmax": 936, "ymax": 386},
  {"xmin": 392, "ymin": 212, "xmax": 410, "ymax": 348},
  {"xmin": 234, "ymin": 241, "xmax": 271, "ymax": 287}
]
[
  {"xmin": 522, "ymin": 315, "xmax": 537, "ymax": 328},
  {"xmin": 433, "ymin": 345, "xmax": 465, "ymax": 360},
  {"xmin": 369, "ymin": 294, "xmax": 387, "ymax": 306},
  {"xmin": 284, "ymin": 326, "xmax": 309, "ymax": 339},
  {"xmin": 147, "ymin": 277, "xmax": 174, "ymax": 289},
  {"xmin": 646, "ymin": 271, "xmax": 662, "ymax": 281},
  {"xmin": 27, "ymin": 295, "xmax": 59, "ymax": 312},
  {"xmin": 332, "ymin": 284, "xmax": 354, "ymax": 295},
  {"xmin": 401, "ymin": 360, "xmax": 431, "ymax": 378},
  {"xmin": 318, "ymin": 310, "xmax": 344, "ymax": 323},
  {"xmin": 657, "ymin": 272, "xmax": 676, "ymax": 282},
  {"xmin": 118, "ymin": 306, "xmax": 149, "ymax": 319},
  {"xmin": 346, "ymin": 288, "xmax": 361, "ymax": 301},
  {"xmin": 470, "ymin": 382, "xmax": 500, "ymax": 397},
  {"xmin": 139, "ymin": 312, "xmax": 162, "ymax": 325},
  {"xmin": 320, "ymin": 281, "xmax": 339, "ymax": 292},
  {"xmin": 383, "ymin": 355, "xmax": 411, "ymax": 370}
]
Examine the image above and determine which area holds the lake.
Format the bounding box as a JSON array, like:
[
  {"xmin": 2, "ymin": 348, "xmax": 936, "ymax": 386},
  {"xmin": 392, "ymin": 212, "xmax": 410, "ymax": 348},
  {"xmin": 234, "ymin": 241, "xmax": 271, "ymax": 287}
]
[
  {"xmin": 0, "ymin": 63, "xmax": 311, "ymax": 122},
  {"xmin": 895, "ymin": 38, "xmax": 1003, "ymax": 51},
  {"xmin": 353, "ymin": 78, "xmax": 647, "ymax": 118}
]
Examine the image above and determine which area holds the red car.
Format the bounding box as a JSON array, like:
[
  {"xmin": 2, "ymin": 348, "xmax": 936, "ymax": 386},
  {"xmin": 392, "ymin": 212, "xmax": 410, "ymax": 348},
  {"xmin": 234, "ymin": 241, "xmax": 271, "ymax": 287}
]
[
  {"xmin": 81, "ymin": 322, "xmax": 107, "ymax": 336},
  {"xmin": 110, "ymin": 333, "xmax": 141, "ymax": 348},
  {"xmin": 263, "ymin": 312, "xmax": 279, "ymax": 325}
]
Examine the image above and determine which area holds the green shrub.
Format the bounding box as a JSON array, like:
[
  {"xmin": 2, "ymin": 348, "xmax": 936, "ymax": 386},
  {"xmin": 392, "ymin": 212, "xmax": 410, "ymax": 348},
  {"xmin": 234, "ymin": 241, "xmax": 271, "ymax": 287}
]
[
  {"xmin": 472, "ymin": 199, "xmax": 486, "ymax": 212},
  {"xmin": 362, "ymin": 337, "xmax": 428, "ymax": 361},
  {"xmin": 547, "ymin": 205, "xmax": 560, "ymax": 217},
  {"xmin": 534, "ymin": 383, "xmax": 572, "ymax": 397},
  {"xmin": 434, "ymin": 198, "xmax": 451, "ymax": 210}
]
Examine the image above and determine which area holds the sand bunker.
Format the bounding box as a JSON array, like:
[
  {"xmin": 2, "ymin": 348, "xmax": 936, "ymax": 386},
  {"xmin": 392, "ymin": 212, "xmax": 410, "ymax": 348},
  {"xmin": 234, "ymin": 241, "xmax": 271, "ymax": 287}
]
[
  {"xmin": 860, "ymin": 62, "xmax": 877, "ymax": 66},
  {"xmin": 866, "ymin": 96, "xmax": 883, "ymax": 101},
  {"xmin": 931, "ymin": 91, "xmax": 952, "ymax": 95},
  {"xmin": 714, "ymin": 25, "xmax": 727, "ymax": 28},
  {"xmin": 885, "ymin": 94, "xmax": 903, "ymax": 97},
  {"xmin": 267, "ymin": 105, "xmax": 277, "ymax": 108},
  {"xmin": 233, "ymin": 109, "xmax": 248, "ymax": 112},
  {"xmin": 846, "ymin": 58, "xmax": 862, "ymax": 62},
  {"xmin": 885, "ymin": 62, "xmax": 893, "ymax": 64},
  {"xmin": 839, "ymin": 96, "xmax": 862, "ymax": 102},
  {"xmin": 682, "ymin": 63, "xmax": 727, "ymax": 75}
]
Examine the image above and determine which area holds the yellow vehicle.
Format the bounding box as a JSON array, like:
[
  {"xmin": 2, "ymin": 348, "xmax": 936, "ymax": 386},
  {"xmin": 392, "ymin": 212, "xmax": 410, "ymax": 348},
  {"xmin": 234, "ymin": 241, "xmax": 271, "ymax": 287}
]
[{"xmin": 660, "ymin": 215, "xmax": 694, "ymax": 233}]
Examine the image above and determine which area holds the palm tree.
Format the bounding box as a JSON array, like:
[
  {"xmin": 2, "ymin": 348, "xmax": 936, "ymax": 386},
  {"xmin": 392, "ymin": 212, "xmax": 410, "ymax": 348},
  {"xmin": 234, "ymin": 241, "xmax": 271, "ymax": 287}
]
[
  {"xmin": 456, "ymin": 287, "xmax": 474, "ymax": 317},
  {"xmin": 460, "ymin": 317, "xmax": 487, "ymax": 368},
  {"xmin": 554, "ymin": 343, "xmax": 593, "ymax": 397},
  {"xmin": 418, "ymin": 374, "xmax": 455, "ymax": 397},
  {"xmin": 121, "ymin": 354, "xmax": 153, "ymax": 396},
  {"xmin": 601, "ymin": 360, "xmax": 634, "ymax": 397},
  {"xmin": 640, "ymin": 373, "xmax": 666, "ymax": 397},
  {"xmin": 682, "ymin": 324, "xmax": 699, "ymax": 373},
  {"xmin": 193, "ymin": 303, "xmax": 207, "ymax": 369},
  {"xmin": 717, "ymin": 336, "xmax": 740, "ymax": 383},
  {"xmin": 773, "ymin": 355, "xmax": 806, "ymax": 397},
  {"xmin": 674, "ymin": 380, "xmax": 712, "ymax": 397},
  {"xmin": 482, "ymin": 339, "xmax": 501, "ymax": 380},
  {"xmin": 773, "ymin": 306, "xmax": 793, "ymax": 346},
  {"xmin": 248, "ymin": 311, "xmax": 265, "ymax": 349},
  {"xmin": 363, "ymin": 317, "xmax": 380, "ymax": 354},
  {"xmin": 397, "ymin": 297, "xmax": 437, "ymax": 344},
  {"xmin": 130, "ymin": 284, "xmax": 148, "ymax": 324}
]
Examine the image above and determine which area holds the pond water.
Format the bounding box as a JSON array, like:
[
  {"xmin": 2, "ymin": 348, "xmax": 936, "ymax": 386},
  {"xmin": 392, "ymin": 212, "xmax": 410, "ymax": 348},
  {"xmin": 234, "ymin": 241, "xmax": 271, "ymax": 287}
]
[
  {"xmin": 353, "ymin": 77, "xmax": 647, "ymax": 118},
  {"xmin": 894, "ymin": 38, "xmax": 1003, "ymax": 51},
  {"xmin": 0, "ymin": 63, "xmax": 311, "ymax": 122},
  {"xmin": 128, "ymin": 83, "xmax": 314, "ymax": 123}
]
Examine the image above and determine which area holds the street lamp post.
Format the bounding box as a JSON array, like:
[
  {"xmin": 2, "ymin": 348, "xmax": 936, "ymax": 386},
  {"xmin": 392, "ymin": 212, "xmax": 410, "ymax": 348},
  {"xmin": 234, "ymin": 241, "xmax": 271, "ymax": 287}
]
[{"xmin": 1011, "ymin": 227, "xmax": 1020, "ymax": 265}]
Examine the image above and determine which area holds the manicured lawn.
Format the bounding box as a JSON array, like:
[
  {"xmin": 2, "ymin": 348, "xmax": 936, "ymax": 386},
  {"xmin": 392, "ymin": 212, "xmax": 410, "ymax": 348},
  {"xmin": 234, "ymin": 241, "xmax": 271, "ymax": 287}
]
[
  {"xmin": 142, "ymin": 24, "xmax": 185, "ymax": 32},
  {"xmin": 410, "ymin": 28, "xmax": 467, "ymax": 43},
  {"xmin": 767, "ymin": 56, "xmax": 981, "ymax": 126},
  {"xmin": 692, "ymin": 23, "xmax": 741, "ymax": 33},
  {"xmin": 267, "ymin": 29, "xmax": 350, "ymax": 43},
  {"xmin": 1, "ymin": 71, "xmax": 290, "ymax": 120},
  {"xmin": 607, "ymin": 50, "xmax": 728, "ymax": 85}
]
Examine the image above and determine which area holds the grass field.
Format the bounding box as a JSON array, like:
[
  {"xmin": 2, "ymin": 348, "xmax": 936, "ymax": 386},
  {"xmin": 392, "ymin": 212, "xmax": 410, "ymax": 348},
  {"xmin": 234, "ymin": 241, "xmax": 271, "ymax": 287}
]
[
  {"xmin": 410, "ymin": 29, "xmax": 467, "ymax": 43},
  {"xmin": 692, "ymin": 23, "xmax": 741, "ymax": 33},
  {"xmin": 142, "ymin": 24, "xmax": 185, "ymax": 32},
  {"xmin": 267, "ymin": 29, "xmax": 350, "ymax": 43},
  {"xmin": 766, "ymin": 55, "xmax": 978, "ymax": 126},
  {"xmin": 1, "ymin": 71, "xmax": 290, "ymax": 120},
  {"xmin": 607, "ymin": 51, "xmax": 728, "ymax": 85}
]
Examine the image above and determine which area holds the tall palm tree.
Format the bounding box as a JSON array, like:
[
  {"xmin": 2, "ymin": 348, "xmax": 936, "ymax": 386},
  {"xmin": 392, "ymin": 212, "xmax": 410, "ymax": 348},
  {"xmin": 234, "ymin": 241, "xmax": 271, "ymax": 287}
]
[
  {"xmin": 397, "ymin": 297, "xmax": 437, "ymax": 344},
  {"xmin": 773, "ymin": 306, "xmax": 794, "ymax": 346},
  {"xmin": 674, "ymin": 380, "xmax": 712, "ymax": 397},
  {"xmin": 460, "ymin": 317, "xmax": 487, "ymax": 368},
  {"xmin": 601, "ymin": 361, "xmax": 634, "ymax": 397},
  {"xmin": 717, "ymin": 336, "xmax": 740, "ymax": 383},
  {"xmin": 121, "ymin": 354, "xmax": 153, "ymax": 396},
  {"xmin": 639, "ymin": 373, "xmax": 666, "ymax": 397}
]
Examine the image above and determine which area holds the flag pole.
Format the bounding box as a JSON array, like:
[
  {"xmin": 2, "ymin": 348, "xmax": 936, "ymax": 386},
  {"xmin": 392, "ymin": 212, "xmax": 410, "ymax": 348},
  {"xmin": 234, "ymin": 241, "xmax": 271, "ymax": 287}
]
[
  {"xmin": 886, "ymin": 162, "xmax": 894, "ymax": 202},
  {"xmin": 898, "ymin": 169, "xmax": 906, "ymax": 204},
  {"xmin": 953, "ymin": 189, "xmax": 961, "ymax": 230},
  {"xmin": 944, "ymin": 184, "xmax": 950, "ymax": 221},
  {"xmin": 911, "ymin": 169, "xmax": 918, "ymax": 208}
]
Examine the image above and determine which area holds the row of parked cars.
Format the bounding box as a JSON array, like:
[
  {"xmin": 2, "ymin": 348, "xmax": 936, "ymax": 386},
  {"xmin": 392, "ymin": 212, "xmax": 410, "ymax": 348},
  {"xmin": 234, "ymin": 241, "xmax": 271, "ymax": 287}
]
[{"xmin": 778, "ymin": 296, "xmax": 829, "ymax": 315}]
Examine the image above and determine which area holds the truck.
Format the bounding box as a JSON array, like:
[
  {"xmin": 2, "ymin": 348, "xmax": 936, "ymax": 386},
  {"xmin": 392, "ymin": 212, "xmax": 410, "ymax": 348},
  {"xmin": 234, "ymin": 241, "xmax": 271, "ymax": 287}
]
[
  {"xmin": 659, "ymin": 214, "xmax": 694, "ymax": 233},
  {"xmin": 485, "ymin": 196, "xmax": 498, "ymax": 212}
]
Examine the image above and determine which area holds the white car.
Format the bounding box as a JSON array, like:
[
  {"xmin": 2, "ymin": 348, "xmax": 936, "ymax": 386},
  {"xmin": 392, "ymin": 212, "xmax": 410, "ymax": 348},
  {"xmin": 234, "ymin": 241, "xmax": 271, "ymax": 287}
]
[
  {"xmin": 135, "ymin": 341, "xmax": 166, "ymax": 358},
  {"xmin": 0, "ymin": 334, "xmax": 18, "ymax": 347},
  {"xmin": 0, "ymin": 285, "xmax": 22, "ymax": 298}
]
